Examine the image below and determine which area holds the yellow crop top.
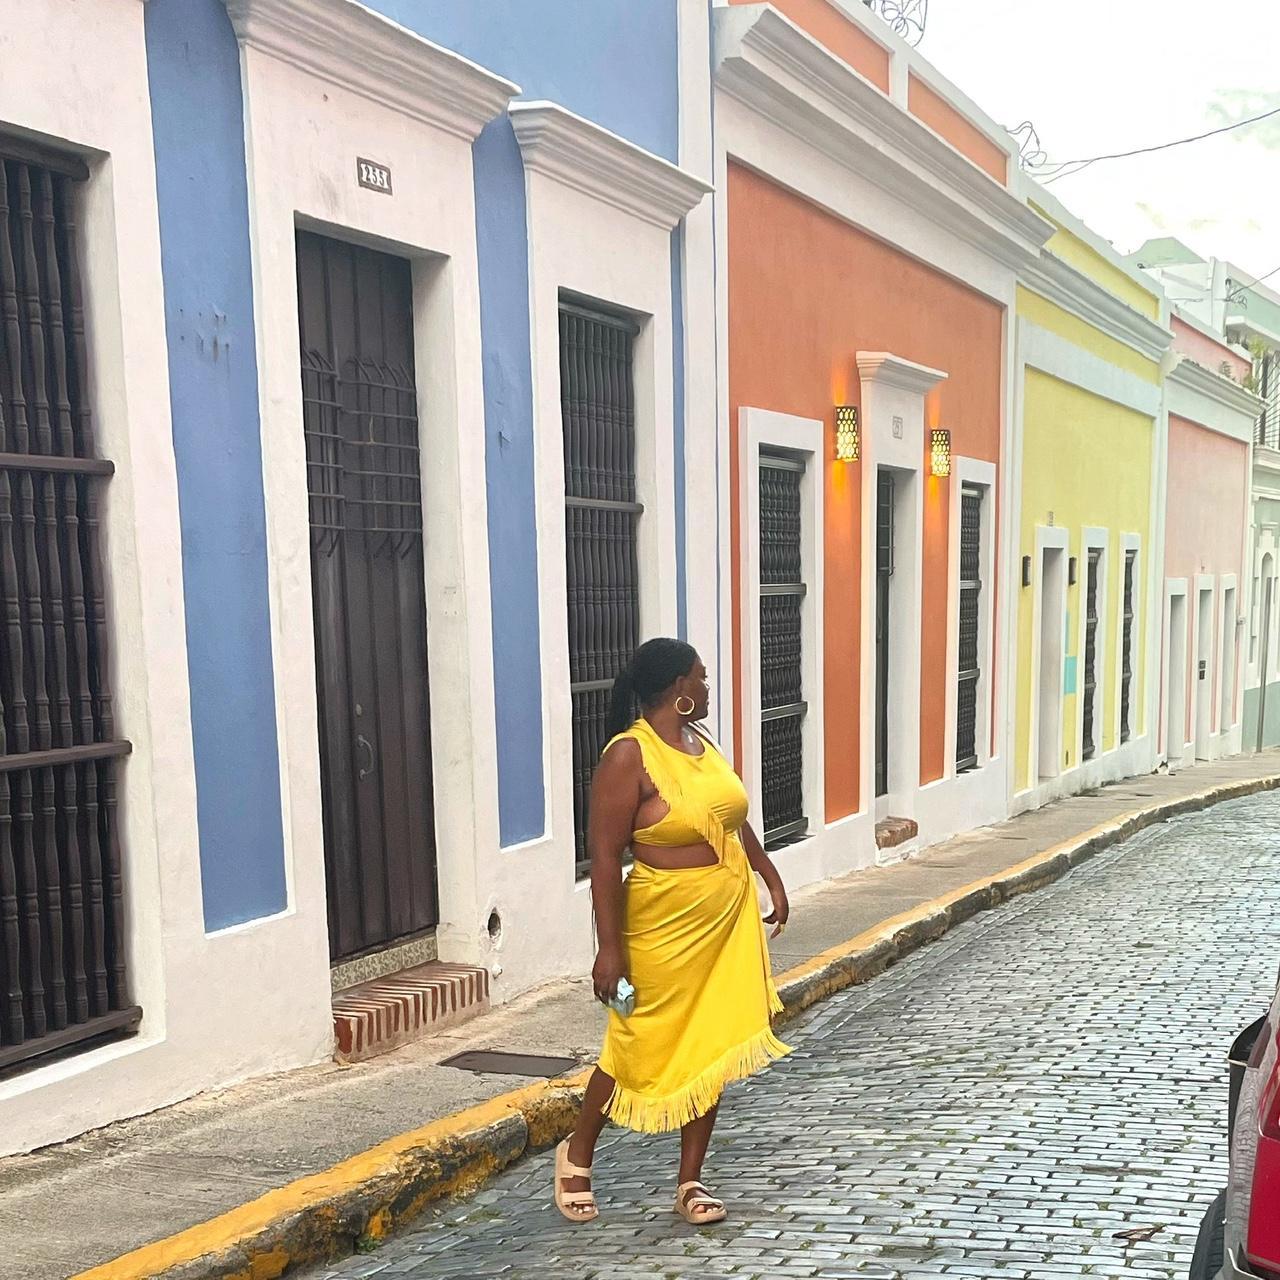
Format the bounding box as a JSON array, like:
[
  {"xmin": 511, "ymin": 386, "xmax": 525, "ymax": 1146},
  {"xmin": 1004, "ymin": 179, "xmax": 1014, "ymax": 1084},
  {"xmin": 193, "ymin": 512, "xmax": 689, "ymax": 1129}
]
[{"xmin": 606, "ymin": 717, "xmax": 749, "ymax": 863}]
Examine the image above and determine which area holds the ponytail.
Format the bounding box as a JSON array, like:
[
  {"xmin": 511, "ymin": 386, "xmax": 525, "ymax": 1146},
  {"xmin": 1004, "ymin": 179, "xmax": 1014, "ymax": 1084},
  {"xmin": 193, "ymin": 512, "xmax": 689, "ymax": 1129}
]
[
  {"xmin": 604, "ymin": 637, "xmax": 699, "ymax": 741},
  {"xmin": 605, "ymin": 667, "xmax": 638, "ymax": 740}
]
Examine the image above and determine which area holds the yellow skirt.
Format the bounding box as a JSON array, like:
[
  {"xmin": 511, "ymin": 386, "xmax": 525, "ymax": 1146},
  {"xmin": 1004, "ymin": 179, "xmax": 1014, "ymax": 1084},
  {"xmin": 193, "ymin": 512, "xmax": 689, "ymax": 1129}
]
[{"xmin": 597, "ymin": 843, "xmax": 790, "ymax": 1134}]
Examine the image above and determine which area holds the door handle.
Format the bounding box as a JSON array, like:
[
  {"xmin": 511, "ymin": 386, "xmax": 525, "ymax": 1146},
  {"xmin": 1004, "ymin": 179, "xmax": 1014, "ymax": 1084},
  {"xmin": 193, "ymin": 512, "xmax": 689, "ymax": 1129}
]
[{"xmin": 356, "ymin": 733, "xmax": 375, "ymax": 780}]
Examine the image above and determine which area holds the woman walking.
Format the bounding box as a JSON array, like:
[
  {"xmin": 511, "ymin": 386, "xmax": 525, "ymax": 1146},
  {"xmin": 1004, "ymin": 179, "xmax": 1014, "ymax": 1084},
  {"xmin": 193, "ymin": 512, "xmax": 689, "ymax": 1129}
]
[{"xmin": 554, "ymin": 638, "xmax": 791, "ymax": 1226}]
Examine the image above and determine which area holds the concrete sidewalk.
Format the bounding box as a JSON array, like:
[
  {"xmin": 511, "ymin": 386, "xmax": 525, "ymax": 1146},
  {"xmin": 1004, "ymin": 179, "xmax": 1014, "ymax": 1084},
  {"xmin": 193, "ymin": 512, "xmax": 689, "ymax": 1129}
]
[{"xmin": 4, "ymin": 753, "xmax": 1279, "ymax": 1280}]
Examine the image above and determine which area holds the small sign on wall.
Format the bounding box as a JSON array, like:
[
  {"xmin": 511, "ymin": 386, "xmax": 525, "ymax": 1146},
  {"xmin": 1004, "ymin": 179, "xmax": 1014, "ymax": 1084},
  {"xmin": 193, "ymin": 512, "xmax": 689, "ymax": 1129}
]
[{"xmin": 357, "ymin": 158, "xmax": 393, "ymax": 195}]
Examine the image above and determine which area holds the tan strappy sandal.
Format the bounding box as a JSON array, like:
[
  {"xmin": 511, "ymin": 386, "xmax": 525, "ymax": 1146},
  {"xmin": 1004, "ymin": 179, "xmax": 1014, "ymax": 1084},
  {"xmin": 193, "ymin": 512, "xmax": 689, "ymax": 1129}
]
[
  {"xmin": 554, "ymin": 1138, "xmax": 599, "ymax": 1222},
  {"xmin": 674, "ymin": 1180, "xmax": 727, "ymax": 1225}
]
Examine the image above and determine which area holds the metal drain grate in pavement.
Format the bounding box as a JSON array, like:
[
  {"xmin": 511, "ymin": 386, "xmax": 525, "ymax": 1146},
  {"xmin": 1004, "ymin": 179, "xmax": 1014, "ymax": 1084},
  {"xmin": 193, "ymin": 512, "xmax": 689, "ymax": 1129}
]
[{"xmin": 439, "ymin": 1050, "xmax": 579, "ymax": 1077}]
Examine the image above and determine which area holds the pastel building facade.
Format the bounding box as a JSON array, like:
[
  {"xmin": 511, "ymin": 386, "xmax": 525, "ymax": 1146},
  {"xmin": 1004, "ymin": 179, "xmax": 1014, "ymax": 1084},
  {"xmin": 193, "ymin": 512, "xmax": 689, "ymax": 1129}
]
[
  {"xmin": 0, "ymin": 0, "xmax": 1263, "ymax": 1159},
  {"xmin": 1009, "ymin": 189, "xmax": 1170, "ymax": 810},
  {"xmin": 1, "ymin": 0, "xmax": 713, "ymax": 1155},
  {"xmin": 1159, "ymin": 316, "xmax": 1256, "ymax": 766},
  {"xmin": 1133, "ymin": 238, "xmax": 1280, "ymax": 751},
  {"xmin": 713, "ymin": 0, "xmax": 1049, "ymax": 884}
]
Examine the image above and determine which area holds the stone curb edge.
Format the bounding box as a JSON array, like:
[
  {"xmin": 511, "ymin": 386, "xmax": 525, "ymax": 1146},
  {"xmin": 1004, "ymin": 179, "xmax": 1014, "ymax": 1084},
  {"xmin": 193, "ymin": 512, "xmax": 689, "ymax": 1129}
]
[{"xmin": 74, "ymin": 771, "xmax": 1280, "ymax": 1280}]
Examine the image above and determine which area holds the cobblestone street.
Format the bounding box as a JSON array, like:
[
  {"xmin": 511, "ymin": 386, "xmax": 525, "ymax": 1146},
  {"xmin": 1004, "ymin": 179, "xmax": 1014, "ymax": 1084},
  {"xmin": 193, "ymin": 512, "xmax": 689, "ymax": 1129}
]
[{"xmin": 310, "ymin": 792, "xmax": 1280, "ymax": 1280}]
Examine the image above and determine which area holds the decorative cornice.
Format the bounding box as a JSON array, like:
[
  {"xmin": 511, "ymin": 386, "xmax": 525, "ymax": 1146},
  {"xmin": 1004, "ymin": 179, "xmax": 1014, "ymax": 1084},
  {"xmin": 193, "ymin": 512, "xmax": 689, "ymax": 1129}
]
[
  {"xmin": 713, "ymin": 5, "xmax": 1052, "ymax": 273},
  {"xmin": 509, "ymin": 101, "xmax": 711, "ymax": 232},
  {"xmin": 856, "ymin": 351, "xmax": 948, "ymax": 394},
  {"xmin": 1170, "ymin": 354, "xmax": 1263, "ymax": 421},
  {"xmin": 1020, "ymin": 251, "xmax": 1172, "ymax": 364},
  {"xmin": 224, "ymin": 0, "xmax": 518, "ymax": 142}
]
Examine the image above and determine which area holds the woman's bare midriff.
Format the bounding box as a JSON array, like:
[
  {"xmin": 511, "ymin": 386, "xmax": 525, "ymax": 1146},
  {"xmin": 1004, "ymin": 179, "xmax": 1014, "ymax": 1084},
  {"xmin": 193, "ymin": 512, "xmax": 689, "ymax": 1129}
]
[{"xmin": 632, "ymin": 841, "xmax": 718, "ymax": 870}]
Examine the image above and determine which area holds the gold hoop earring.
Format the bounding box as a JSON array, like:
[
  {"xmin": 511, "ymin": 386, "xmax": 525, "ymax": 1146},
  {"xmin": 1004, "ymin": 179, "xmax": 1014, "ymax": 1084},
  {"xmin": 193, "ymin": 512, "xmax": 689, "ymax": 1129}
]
[{"xmin": 675, "ymin": 695, "xmax": 696, "ymax": 717}]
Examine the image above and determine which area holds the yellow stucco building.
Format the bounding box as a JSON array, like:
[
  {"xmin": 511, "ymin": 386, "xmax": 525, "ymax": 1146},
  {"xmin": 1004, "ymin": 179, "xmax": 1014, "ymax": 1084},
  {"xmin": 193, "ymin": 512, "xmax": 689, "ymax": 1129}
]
[{"xmin": 1011, "ymin": 187, "xmax": 1172, "ymax": 807}]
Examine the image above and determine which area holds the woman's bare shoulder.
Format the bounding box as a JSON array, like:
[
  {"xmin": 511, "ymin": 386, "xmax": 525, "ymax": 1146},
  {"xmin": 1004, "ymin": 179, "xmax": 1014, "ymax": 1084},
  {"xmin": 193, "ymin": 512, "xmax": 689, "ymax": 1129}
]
[{"xmin": 599, "ymin": 735, "xmax": 642, "ymax": 772}]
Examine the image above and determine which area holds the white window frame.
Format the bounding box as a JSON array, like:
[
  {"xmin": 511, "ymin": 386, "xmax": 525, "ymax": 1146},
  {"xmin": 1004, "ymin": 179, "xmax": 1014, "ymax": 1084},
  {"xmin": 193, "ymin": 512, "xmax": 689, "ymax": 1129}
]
[
  {"xmin": 739, "ymin": 408, "xmax": 826, "ymax": 846},
  {"xmin": 1029, "ymin": 524, "xmax": 1070, "ymax": 783},
  {"xmin": 505, "ymin": 101, "xmax": 710, "ymax": 1007},
  {"xmin": 1078, "ymin": 527, "xmax": 1109, "ymax": 764},
  {"xmin": 0, "ymin": 0, "xmax": 197, "ymax": 1152},
  {"xmin": 1162, "ymin": 577, "xmax": 1190, "ymax": 766},
  {"xmin": 947, "ymin": 458, "xmax": 997, "ymax": 776},
  {"xmin": 1117, "ymin": 533, "xmax": 1142, "ymax": 746},
  {"xmin": 1220, "ymin": 573, "xmax": 1239, "ymax": 733}
]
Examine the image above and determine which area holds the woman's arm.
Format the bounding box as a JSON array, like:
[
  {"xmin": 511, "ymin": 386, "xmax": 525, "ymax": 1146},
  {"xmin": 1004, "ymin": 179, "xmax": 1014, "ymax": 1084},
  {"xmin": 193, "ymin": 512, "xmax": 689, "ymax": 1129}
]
[
  {"xmin": 741, "ymin": 820, "xmax": 790, "ymax": 938},
  {"xmin": 586, "ymin": 741, "xmax": 642, "ymax": 1003}
]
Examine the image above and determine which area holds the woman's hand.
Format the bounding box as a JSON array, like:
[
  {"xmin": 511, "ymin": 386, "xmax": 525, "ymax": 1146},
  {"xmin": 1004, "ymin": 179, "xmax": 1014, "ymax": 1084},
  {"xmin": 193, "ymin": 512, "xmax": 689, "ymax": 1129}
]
[
  {"xmin": 592, "ymin": 944, "xmax": 627, "ymax": 1005},
  {"xmin": 763, "ymin": 882, "xmax": 790, "ymax": 939}
]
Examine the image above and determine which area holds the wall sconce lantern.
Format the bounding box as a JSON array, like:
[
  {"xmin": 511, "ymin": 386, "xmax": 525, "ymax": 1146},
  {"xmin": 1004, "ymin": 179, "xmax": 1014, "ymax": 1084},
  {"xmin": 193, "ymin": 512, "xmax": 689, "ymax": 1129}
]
[
  {"xmin": 835, "ymin": 405, "xmax": 859, "ymax": 462},
  {"xmin": 1068, "ymin": 556, "xmax": 1078, "ymax": 586},
  {"xmin": 930, "ymin": 428, "xmax": 951, "ymax": 477},
  {"xmin": 1022, "ymin": 555, "xmax": 1032, "ymax": 588}
]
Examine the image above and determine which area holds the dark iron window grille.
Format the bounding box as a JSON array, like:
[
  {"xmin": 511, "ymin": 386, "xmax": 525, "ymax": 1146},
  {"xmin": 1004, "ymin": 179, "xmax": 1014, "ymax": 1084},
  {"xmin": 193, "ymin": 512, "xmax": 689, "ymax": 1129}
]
[
  {"xmin": 760, "ymin": 453, "xmax": 806, "ymax": 849},
  {"xmin": 560, "ymin": 303, "xmax": 641, "ymax": 877},
  {"xmin": 1256, "ymin": 351, "xmax": 1279, "ymax": 451},
  {"xmin": 955, "ymin": 484, "xmax": 984, "ymax": 773},
  {"xmin": 1082, "ymin": 548, "xmax": 1102, "ymax": 761},
  {"xmin": 1120, "ymin": 549, "xmax": 1136, "ymax": 744},
  {"xmin": 0, "ymin": 147, "xmax": 139, "ymax": 1074},
  {"xmin": 875, "ymin": 470, "xmax": 895, "ymax": 798}
]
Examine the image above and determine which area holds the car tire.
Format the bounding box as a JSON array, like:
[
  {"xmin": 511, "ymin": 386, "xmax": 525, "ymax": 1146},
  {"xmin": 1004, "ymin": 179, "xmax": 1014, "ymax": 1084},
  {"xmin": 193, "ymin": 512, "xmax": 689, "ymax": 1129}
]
[{"xmin": 1189, "ymin": 1189, "xmax": 1226, "ymax": 1280}]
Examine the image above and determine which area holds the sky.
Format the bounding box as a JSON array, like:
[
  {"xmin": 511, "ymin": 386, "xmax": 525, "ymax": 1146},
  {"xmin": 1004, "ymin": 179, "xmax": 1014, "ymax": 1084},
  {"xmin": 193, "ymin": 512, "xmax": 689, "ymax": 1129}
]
[{"xmin": 916, "ymin": 0, "xmax": 1280, "ymax": 279}]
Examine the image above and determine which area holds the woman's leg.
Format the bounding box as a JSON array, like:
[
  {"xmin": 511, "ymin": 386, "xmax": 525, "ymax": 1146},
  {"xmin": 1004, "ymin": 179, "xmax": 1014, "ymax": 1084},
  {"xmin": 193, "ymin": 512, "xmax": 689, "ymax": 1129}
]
[
  {"xmin": 562, "ymin": 1068, "xmax": 615, "ymax": 1197},
  {"xmin": 678, "ymin": 1103, "xmax": 719, "ymax": 1189}
]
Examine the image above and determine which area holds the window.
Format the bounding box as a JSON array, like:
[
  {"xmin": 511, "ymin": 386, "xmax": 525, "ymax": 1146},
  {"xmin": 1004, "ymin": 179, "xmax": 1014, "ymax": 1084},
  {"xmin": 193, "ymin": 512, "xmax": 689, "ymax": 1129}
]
[
  {"xmin": 955, "ymin": 484, "xmax": 983, "ymax": 772},
  {"xmin": 0, "ymin": 143, "xmax": 139, "ymax": 1073},
  {"xmin": 759, "ymin": 452, "xmax": 807, "ymax": 848},
  {"xmin": 560, "ymin": 303, "xmax": 641, "ymax": 876},
  {"xmin": 1258, "ymin": 351, "xmax": 1279, "ymax": 451},
  {"xmin": 1120, "ymin": 549, "xmax": 1136, "ymax": 744},
  {"xmin": 1082, "ymin": 548, "xmax": 1102, "ymax": 760}
]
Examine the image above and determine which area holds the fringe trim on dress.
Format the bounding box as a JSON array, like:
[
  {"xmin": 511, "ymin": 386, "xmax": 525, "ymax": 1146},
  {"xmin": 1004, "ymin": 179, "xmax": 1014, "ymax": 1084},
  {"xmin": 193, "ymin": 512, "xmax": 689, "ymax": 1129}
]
[
  {"xmin": 602, "ymin": 1026, "xmax": 791, "ymax": 1134},
  {"xmin": 767, "ymin": 979, "xmax": 785, "ymax": 1017},
  {"xmin": 611, "ymin": 719, "xmax": 736, "ymax": 868}
]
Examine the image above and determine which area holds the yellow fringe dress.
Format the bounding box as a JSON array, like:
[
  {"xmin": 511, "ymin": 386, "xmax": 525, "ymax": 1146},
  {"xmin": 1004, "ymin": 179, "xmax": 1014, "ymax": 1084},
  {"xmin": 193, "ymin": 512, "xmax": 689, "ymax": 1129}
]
[{"xmin": 597, "ymin": 717, "xmax": 790, "ymax": 1134}]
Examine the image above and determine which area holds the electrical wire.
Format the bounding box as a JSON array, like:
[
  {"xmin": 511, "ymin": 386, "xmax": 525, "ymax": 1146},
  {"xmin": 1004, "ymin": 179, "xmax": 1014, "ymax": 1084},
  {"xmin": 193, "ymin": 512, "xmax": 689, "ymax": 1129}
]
[
  {"xmin": 1234, "ymin": 263, "xmax": 1280, "ymax": 291},
  {"xmin": 1031, "ymin": 104, "xmax": 1280, "ymax": 184}
]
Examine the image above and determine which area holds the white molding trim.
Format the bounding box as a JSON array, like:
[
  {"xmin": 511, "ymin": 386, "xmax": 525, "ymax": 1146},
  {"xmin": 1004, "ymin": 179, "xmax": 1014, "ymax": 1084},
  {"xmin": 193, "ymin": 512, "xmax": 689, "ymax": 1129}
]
[
  {"xmin": 1220, "ymin": 573, "xmax": 1241, "ymax": 736},
  {"xmin": 738, "ymin": 408, "xmax": 826, "ymax": 844},
  {"xmin": 1162, "ymin": 577, "xmax": 1190, "ymax": 766},
  {"xmin": 1020, "ymin": 251, "xmax": 1172, "ymax": 364},
  {"xmin": 1028, "ymin": 524, "xmax": 1070, "ymax": 785},
  {"xmin": 519, "ymin": 134, "xmax": 682, "ymax": 986},
  {"xmin": 1018, "ymin": 318, "xmax": 1161, "ymax": 417},
  {"xmin": 1169, "ymin": 354, "xmax": 1262, "ymax": 432},
  {"xmin": 712, "ymin": 4, "xmax": 1052, "ymax": 272},
  {"xmin": 510, "ymin": 101, "xmax": 712, "ymax": 232},
  {"xmin": 225, "ymin": 0, "xmax": 518, "ymax": 141},
  {"xmin": 234, "ymin": 27, "xmax": 502, "ymax": 1004},
  {"xmin": 1021, "ymin": 177, "xmax": 1169, "ymax": 306},
  {"xmin": 855, "ymin": 350, "xmax": 948, "ymax": 395}
]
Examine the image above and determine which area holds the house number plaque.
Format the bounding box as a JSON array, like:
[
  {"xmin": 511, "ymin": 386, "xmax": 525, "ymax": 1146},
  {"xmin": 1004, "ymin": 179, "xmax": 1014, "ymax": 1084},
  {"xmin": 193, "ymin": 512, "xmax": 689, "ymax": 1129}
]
[{"xmin": 357, "ymin": 158, "xmax": 393, "ymax": 194}]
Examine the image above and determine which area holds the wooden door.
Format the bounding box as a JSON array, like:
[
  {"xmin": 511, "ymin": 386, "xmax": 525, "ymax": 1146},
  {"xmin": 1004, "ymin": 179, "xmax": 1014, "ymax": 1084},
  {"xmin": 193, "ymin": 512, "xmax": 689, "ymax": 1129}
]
[{"xmin": 296, "ymin": 231, "xmax": 437, "ymax": 962}]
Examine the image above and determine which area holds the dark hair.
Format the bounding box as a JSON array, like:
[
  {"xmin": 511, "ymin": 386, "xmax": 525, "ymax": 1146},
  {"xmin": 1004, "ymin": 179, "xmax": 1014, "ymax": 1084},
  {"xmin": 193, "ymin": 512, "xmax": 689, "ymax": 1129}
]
[{"xmin": 605, "ymin": 638, "xmax": 698, "ymax": 739}]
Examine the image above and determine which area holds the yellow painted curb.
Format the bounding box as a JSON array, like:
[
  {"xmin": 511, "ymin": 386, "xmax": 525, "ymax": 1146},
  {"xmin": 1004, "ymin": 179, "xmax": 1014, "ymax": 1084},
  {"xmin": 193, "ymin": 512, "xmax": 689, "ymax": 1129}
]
[
  {"xmin": 72, "ymin": 769, "xmax": 1280, "ymax": 1280},
  {"xmin": 73, "ymin": 1072, "xmax": 589, "ymax": 1280}
]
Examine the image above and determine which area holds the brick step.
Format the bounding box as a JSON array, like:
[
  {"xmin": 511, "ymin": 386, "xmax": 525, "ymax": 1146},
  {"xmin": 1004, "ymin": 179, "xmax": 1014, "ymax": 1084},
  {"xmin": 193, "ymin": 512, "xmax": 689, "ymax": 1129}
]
[
  {"xmin": 332, "ymin": 961, "xmax": 490, "ymax": 1063},
  {"xmin": 875, "ymin": 815, "xmax": 919, "ymax": 851}
]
